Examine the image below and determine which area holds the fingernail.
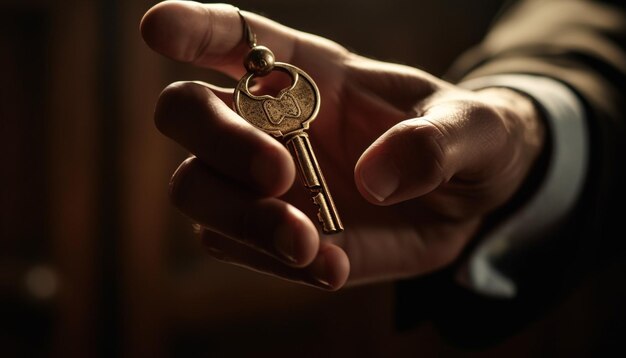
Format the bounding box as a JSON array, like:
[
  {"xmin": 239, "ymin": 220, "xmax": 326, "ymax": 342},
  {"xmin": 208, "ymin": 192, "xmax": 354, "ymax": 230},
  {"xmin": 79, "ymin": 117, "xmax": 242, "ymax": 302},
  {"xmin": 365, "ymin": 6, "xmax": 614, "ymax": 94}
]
[
  {"xmin": 360, "ymin": 154, "xmax": 399, "ymax": 202},
  {"xmin": 309, "ymin": 255, "xmax": 332, "ymax": 289},
  {"xmin": 274, "ymin": 223, "xmax": 298, "ymax": 264}
]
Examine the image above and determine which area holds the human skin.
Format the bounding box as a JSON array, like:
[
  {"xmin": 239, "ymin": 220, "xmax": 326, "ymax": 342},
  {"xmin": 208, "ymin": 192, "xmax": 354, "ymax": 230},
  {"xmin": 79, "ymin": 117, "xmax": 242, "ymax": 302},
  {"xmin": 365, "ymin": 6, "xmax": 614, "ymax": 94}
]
[{"xmin": 140, "ymin": 1, "xmax": 545, "ymax": 290}]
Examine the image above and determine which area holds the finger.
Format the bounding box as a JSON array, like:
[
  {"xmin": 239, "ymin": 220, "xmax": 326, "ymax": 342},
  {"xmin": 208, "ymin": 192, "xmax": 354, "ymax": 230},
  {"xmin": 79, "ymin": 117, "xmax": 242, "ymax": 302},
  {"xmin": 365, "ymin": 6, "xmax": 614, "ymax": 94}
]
[
  {"xmin": 201, "ymin": 229, "xmax": 350, "ymax": 291},
  {"xmin": 171, "ymin": 157, "xmax": 318, "ymax": 267},
  {"xmin": 354, "ymin": 103, "xmax": 509, "ymax": 205},
  {"xmin": 140, "ymin": 1, "xmax": 346, "ymax": 78},
  {"xmin": 156, "ymin": 81, "xmax": 295, "ymax": 197},
  {"xmin": 194, "ymin": 81, "xmax": 234, "ymax": 106}
]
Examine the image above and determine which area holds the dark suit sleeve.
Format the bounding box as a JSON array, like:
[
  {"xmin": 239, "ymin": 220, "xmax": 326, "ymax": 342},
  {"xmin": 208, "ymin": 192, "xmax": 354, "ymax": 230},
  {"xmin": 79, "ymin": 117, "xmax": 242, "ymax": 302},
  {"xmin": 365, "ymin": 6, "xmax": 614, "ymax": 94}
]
[
  {"xmin": 449, "ymin": 0, "xmax": 626, "ymax": 121},
  {"xmin": 397, "ymin": 0, "xmax": 626, "ymax": 348}
]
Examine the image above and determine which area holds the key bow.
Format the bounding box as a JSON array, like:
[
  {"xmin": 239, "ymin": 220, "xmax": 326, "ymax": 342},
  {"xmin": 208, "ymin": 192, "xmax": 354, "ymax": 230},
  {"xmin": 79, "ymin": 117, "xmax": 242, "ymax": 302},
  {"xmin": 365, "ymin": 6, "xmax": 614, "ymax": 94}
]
[{"xmin": 233, "ymin": 63, "xmax": 319, "ymax": 137}]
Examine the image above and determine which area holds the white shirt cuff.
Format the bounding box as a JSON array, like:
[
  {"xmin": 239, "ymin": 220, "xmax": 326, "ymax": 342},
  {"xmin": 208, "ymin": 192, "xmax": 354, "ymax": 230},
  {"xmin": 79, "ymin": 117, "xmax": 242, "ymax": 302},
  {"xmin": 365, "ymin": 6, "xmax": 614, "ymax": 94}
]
[{"xmin": 455, "ymin": 74, "xmax": 589, "ymax": 298}]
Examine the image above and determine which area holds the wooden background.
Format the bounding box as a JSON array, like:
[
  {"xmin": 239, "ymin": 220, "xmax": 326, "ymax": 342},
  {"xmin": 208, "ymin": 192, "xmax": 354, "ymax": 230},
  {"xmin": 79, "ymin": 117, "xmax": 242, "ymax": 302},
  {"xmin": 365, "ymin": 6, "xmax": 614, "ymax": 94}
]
[{"xmin": 3, "ymin": 0, "xmax": 622, "ymax": 357}]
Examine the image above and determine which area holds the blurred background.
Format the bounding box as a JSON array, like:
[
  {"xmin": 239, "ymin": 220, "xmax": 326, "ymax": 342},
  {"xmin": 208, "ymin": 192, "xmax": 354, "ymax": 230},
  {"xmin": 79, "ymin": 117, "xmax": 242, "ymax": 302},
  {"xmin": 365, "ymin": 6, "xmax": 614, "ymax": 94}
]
[{"xmin": 2, "ymin": 0, "xmax": 622, "ymax": 357}]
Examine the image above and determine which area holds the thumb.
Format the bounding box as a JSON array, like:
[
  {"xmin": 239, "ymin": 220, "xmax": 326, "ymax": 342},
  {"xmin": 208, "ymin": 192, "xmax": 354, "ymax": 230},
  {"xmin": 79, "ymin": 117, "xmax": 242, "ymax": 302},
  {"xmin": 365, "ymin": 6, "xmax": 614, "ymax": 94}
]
[{"xmin": 354, "ymin": 105, "xmax": 509, "ymax": 205}]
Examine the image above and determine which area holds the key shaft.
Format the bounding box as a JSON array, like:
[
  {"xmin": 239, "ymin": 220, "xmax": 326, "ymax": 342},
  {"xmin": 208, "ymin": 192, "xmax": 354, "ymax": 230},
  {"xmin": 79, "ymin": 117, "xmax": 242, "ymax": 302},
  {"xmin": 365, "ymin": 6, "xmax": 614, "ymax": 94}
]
[{"xmin": 285, "ymin": 132, "xmax": 343, "ymax": 234}]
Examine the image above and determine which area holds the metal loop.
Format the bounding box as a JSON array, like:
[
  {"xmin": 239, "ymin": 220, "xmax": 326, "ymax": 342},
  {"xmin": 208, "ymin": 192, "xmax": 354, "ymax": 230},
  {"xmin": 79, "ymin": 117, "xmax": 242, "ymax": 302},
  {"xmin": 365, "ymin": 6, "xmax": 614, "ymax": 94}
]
[{"xmin": 237, "ymin": 8, "xmax": 257, "ymax": 48}]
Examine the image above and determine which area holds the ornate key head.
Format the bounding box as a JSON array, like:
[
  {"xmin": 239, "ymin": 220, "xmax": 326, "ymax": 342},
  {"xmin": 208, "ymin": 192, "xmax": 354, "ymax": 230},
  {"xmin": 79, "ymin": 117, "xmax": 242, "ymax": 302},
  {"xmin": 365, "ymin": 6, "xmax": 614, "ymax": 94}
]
[{"xmin": 233, "ymin": 62, "xmax": 321, "ymax": 137}]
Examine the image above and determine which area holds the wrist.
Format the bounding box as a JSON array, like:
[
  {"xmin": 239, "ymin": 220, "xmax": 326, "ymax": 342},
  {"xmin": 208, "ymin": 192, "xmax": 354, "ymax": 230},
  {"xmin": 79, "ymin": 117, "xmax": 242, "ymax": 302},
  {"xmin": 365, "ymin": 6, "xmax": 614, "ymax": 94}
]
[{"xmin": 475, "ymin": 87, "xmax": 552, "ymax": 218}]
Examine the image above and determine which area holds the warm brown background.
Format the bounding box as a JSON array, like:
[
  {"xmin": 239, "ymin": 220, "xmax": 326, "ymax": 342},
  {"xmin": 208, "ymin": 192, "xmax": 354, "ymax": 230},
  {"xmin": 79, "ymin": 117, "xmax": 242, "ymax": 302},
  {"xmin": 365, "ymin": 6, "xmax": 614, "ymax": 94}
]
[{"xmin": 1, "ymin": 0, "xmax": 619, "ymax": 357}]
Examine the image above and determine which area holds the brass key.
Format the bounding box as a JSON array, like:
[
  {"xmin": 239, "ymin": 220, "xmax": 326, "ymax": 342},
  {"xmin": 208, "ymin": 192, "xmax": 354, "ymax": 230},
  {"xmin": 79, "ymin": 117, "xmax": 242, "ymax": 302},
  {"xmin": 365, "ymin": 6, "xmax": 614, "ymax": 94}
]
[{"xmin": 232, "ymin": 12, "xmax": 343, "ymax": 234}]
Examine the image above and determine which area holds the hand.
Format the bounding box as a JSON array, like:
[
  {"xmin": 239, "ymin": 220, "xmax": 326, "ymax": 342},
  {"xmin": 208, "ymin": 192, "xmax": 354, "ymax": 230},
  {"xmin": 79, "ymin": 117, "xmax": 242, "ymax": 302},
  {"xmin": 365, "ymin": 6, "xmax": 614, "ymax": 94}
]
[{"xmin": 141, "ymin": 1, "xmax": 545, "ymax": 290}]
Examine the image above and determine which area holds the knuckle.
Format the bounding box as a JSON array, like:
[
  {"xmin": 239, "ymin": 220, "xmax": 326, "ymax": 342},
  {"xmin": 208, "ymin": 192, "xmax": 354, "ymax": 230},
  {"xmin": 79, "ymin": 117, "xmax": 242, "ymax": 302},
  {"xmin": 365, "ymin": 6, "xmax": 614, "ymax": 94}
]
[
  {"xmin": 155, "ymin": 81, "xmax": 208, "ymax": 135},
  {"xmin": 168, "ymin": 156, "xmax": 200, "ymax": 208},
  {"xmin": 467, "ymin": 101, "xmax": 510, "ymax": 147}
]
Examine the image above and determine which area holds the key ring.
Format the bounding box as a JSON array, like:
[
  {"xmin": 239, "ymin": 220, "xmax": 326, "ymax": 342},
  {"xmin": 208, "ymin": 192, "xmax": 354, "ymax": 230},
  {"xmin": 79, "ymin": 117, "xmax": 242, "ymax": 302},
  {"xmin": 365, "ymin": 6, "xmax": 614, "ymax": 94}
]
[{"xmin": 237, "ymin": 9, "xmax": 257, "ymax": 48}]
